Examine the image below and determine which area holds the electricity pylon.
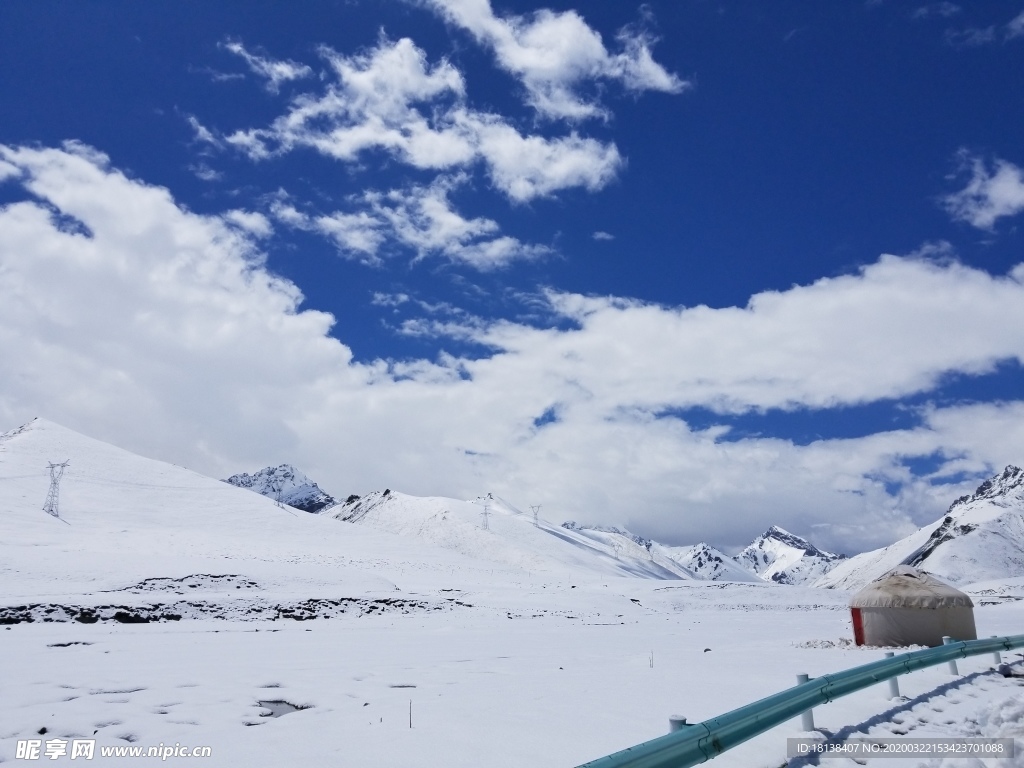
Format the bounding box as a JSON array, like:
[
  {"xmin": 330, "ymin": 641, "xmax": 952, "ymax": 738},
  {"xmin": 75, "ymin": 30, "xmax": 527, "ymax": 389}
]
[{"xmin": 43, "ymin": 460, "xmax": 70, "ymax": 518}]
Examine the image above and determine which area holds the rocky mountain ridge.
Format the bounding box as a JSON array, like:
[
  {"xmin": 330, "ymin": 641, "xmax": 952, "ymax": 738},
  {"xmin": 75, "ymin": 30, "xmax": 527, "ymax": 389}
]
[{"xmin": 225, "ymin": 464, "xmax": 336, "ymax": 514}]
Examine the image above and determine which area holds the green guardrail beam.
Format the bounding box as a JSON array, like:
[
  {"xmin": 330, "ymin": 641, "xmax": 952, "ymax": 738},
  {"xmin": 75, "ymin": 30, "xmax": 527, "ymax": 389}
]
[{"xmin": 577, "ymin": 634, "xmax": 1024, "ymax": 768}]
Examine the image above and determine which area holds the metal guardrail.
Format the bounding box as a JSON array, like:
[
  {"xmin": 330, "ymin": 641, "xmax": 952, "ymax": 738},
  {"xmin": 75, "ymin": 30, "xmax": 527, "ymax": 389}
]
[{"xmin": 577, "ymin": 634, "xmax": 1024, "ymax": 768}]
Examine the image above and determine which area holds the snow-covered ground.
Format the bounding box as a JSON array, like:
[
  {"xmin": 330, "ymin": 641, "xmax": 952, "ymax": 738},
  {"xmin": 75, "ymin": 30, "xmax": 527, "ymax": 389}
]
[{"xmin": 2, "ymin": 419, "xmax": 1022, "ymax": 767}]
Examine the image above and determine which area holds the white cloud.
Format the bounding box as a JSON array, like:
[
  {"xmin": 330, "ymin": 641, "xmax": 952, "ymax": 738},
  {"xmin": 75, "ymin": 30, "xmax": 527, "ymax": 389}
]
[
  {"xmin": 422, "ymin": 0, "xmax": 687, "ymax": 120},
  {"xmin": 366, "ymin": 175, "xmax": 552, "ymax": 267},
  {"xmin": 945, "ymin": 25, "xmax": 997, "ymax": 47},
  {"xmin": 271, "ymin": 176, "xmax": 551, "ymax": 268},
  {"xmin": 943, "ymin": 153, "xmax": 1024, "ymax": 229},
  {"xmin": 371, "ymin": 292, "xmax": 410, "ymax": 308},
  {"xmin": 944, "ymin": 9, "xmax": 1024, "ymax": 47},
  {"xmin": 189, "ymin": 163, "xmax": 223, "ymax": 182},
  {"xmin": 222, "ymin": 40, "xmax": 313, "ymax": 93},
  {"xmin": 225, "ymin": 37, "xmax": 470, "ymax": 166},
  {"xmin": 223, "ymin": 209, "xmax": 273, "ymax": 238},
  {"xmin": 911, "ymin": 3, "xmax": 961, "ymax": 20},
  {"xmin": 0, "ymin": 157, "xmax": 20, "ymax": 182},
  {"xmin": 444, "ymin": 255, "xmax": 1024, "ymax": 417},
  {"xmin": 223, "ymin": 37, "xmax": 623, "ymax": 202},
  {"xmin": 186, "ymin": 116, "xmax": 220, "ymax": 146},
  {"xmin": 592, "ymin": 231, "xmax": 614, "ymax": 241},
  {"xmin": 3, "ymin": 144, "xmax": 1024, "ymax": 553},
  {"xmin": 1008, "ymin": 11, "xmax": 1024, "ymax": 39},
  {"xmin": 467, "ymin": 118, "xmax": 622, "ymax": 202}
]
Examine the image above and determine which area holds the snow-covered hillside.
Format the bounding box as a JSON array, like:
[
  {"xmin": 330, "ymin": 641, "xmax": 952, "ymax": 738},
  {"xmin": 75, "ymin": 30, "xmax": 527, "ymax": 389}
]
[
  {"xmin": 817, "ymin": 465, "xmax": 1024, "ymax": 590},
  {"xmin": 225, "ymin": 464, "xmax": 336, "ymax": 513},
  {"xmin": 0, "ymin": 418, "xmax": 518, "ymax": 608},
  {"xmin": 328, "ymin": 491, "xmax": 694, "ymax": 579},
  {"xmin": 736, "ymin": 525, "xmax": 846, "ymax": 585}
]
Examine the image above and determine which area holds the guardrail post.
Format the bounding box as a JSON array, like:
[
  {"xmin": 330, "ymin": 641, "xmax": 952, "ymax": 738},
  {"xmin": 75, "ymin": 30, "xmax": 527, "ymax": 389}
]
[
  {"xmin": 795, "ymin": 674, "xmax": 815, "ymax": 731},
  {"xmin": 668, "ymin": 716, "xmax": 688, "ymax": 733},
  {"xmin": 884, "ymin": 652, "xmax": 901, "ymax": 698},
  {"xmin": 991, "ymin": 636, "xmax": 1002, "ymax": 665},
  {"xmin": 942, "ymin": 636, "xmax": 959, "ymax": 675}
]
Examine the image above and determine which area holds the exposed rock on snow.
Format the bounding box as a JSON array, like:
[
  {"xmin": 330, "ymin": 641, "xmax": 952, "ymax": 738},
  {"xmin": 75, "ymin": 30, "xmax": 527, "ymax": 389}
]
[
  {"xmin": 816, "ymin": 465, "xmax": 1024, "ymax": 590},
  {"xmin": 736, "ymin": 525, "xmax": 845, "ymax": 585},
  {"xmin": 0, "ymin": 595, "xmax": 453, "ymax": 625},
  {"xmin": 225, "ymin": 464, "xmax": 336, "ymax": 513},
  {"xmin": 655, "ymin": 542, "xmax": 762, "ymax": 583}
]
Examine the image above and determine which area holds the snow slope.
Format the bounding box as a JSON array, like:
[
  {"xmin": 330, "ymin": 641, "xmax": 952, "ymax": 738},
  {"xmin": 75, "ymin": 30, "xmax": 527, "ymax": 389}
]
[
  {"xmin": 328, "ymin": 491, "xmax": 694, "ymax": 580},
  {"xmin": 817, "ymin": 466, "xmax": 1024, "ymax": 591},
  {"xmin": 737, "ymin": 525, "xmax": 846, "ymax": 585},
  {"xmin": 225, "ymin": 464, "xmax": 336, "ymax": 513},
  {"xmin": 0, "ymin": 418, "xmax": 513, "ymax": 606}
]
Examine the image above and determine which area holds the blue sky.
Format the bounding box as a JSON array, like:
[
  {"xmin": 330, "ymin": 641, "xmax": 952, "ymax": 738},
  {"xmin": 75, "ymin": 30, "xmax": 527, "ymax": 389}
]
[{"xmin": 2, "ymin": 1, "xmax": 1024, "ymax": 554}]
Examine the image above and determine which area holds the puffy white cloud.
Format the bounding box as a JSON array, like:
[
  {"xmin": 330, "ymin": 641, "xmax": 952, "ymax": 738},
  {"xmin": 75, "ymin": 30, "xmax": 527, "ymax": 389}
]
[
  {"xmin": 223, "ymin": 209, "xmax": 273, "ymax": 238},
  {"xmin": 365, "ymin": 175, "xmax": 552, "ymax": 267},
  {"xmin": 466, "ymin": 118, "xmax": 622, "ymax": 202},
  {"xmin": 3, "ymin": 144, "xmax": 1024, "ymax": 553},
  {"xmin": 943, "ymin": 153, "xmax": 1024, "ymax": 229},
  {"xmin": 222, "ymin": 40, "xmax": 313, "ymax": 92},
  {"xmin": 448, "ymin": 255, "xmax": 1024, "ymax": 414},
  {"xmin": 0, "ymin": 141, "xmax": 357, "ymax": 466},
  {"xmin": 223, "ymin": 37, "xmax": 623, "ymax": 202},
  {"xmin": 225, "ymin": 37, "xmax": 471, "ymax": 166},
  {"xmin": 422, "ymin": 0, "xmax": 687, "ymax": 120}
]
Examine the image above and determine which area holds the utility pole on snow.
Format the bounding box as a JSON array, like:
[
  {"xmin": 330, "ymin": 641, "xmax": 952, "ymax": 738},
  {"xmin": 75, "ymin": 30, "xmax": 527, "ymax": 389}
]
[
  {"xmin": 43, "ymin": 460, "xmax": 70, "ymax": 518},
  {"xmin": 530, "ymin": 504, "xmax": 541, "ymax": 527},
  {"xmin": 481, "ymin": 502, "xmax": 490, "ymax": 531}
]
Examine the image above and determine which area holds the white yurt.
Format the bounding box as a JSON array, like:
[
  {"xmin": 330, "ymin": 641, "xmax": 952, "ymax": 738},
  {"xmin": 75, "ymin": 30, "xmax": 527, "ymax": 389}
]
[{"xmin": 849, "ymin": 566, "xmax": 977, "ymax": 647}]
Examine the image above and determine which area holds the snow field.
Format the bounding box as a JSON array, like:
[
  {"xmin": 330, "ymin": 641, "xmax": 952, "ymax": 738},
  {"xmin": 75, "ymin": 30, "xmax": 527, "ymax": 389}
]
[{"xmin": 3, "ymin": 593, "xmax": 1022, "ymax": 767}]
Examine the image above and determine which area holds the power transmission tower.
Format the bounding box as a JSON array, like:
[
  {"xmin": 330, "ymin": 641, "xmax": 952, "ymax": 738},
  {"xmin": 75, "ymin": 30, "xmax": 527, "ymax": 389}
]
[
  {"xmin": 481, "ymin": 503, "xmax": 490, "ymax": 531},
  {"xmin": 43, "ymin": 460, "xmax": 70, "ymax": 518},
  {"xmin": 530, "ymin": 504, "xmax": 541, "ymax": 527},
  {"xmin": 274, "ymin": 482, "xmax": 285, "ymax": 509}
]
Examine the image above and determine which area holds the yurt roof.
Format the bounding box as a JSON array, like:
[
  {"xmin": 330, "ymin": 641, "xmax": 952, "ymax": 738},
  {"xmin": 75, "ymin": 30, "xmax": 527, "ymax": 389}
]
[{"xmin": 849, "ymin": 566, "xmax": 974, "ymax": 609}]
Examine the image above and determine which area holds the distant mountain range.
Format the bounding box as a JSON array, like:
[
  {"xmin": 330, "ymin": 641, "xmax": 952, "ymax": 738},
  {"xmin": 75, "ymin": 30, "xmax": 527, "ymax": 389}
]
[
  {"xmin": 232, "ymin": 459, "xmax": 1024, "ymax": 589},
  {"xmin": 9, "ymin": 418, "xmax": 1016, "ymax": 592}
]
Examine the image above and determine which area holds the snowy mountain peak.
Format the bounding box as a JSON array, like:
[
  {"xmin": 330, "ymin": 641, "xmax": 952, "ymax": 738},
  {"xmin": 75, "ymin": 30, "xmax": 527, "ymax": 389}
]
[
  {"xmin": 224, "ymin": 464, "xmax": 336, "ymax": 513},
  {"xmin": 654, "ymin": 541, "xmax": 762, "ymax": 583},
  {"xmin": 817, "ymin": 464, "xmax": 1024, "ymax": 590},
  {"xmin": 736, "ymin": 525, "xmax": 844, "ymax": 585},
  {"xmin": 949, "ymin": 465, "xmax": 1024, "ymax": 510}
]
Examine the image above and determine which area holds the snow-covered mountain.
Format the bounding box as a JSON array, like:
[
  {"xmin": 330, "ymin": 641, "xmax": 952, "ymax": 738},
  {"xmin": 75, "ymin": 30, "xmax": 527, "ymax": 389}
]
[
  {"xmin": 655, "ymin": 542, "xmax": 763, "ymax": 583},
  {"xmin": 816, "ymin": 465, "xmax": 1024, "ymax": 590},
  {"xmin": 736, "ymin": 525, "xmax": 846, "ymax": 585},
  {"xmin": 225, "ymin": 464, "xmax": 336, "ymax": 513},
  {"xmin": 328, "ymin": 491, "xmax": 695, "ymax": 579}
]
